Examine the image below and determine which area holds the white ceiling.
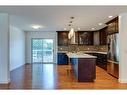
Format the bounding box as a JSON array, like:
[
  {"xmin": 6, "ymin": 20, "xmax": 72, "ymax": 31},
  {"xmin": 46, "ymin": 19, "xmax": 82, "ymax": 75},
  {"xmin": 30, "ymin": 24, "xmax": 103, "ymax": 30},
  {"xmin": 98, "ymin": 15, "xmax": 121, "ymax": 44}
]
[{"xmin": 0, "ymin": 6, "xmax": 127, "ymax": 31}]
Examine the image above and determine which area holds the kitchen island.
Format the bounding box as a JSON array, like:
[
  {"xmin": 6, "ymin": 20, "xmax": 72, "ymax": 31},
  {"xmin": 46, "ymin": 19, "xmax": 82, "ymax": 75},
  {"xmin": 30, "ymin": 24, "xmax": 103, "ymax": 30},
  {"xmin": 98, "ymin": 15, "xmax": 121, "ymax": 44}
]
[{"xmin": 67, "ymin": 53, "xmax": 97, "ymax": 82}]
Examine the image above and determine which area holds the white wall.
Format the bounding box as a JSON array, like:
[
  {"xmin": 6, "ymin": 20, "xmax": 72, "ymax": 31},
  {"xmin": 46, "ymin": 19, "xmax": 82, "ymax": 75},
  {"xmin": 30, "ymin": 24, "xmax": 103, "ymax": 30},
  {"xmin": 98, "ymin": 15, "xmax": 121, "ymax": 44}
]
[
  {"xmin": 119, "ymin": 13, "xmax": 127, "ymax": 83},
  {"xmin": 0, "ymin": 13, "xmax": 10, "ymax": 83},
  {"xmin": 25, "ymin": 31, "xmax": 57, "ymax": 63},
  {"xmin": 10, "ymin": 26, "xmax": 25, "ymax": 71}
]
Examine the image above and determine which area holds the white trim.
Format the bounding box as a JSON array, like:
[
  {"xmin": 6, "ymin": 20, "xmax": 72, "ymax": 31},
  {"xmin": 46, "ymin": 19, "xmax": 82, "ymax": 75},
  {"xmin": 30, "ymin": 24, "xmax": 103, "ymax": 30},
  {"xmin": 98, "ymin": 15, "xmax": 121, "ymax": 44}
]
[{"xmin": 118, "ymin": 79, "xmax": 127, "ymax": 83}]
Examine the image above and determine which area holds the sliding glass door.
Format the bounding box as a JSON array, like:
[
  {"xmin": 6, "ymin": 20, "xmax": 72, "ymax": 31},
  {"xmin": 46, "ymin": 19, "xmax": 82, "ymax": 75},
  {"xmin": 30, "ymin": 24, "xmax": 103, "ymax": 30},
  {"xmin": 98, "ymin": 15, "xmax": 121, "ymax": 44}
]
[
  {"xmin": 32, "ymin": 39, "xmax": 54, "ymax": 63},
  {"xmin": 42, "ymin": 39, "xmax": 54, "ymax": 63}
]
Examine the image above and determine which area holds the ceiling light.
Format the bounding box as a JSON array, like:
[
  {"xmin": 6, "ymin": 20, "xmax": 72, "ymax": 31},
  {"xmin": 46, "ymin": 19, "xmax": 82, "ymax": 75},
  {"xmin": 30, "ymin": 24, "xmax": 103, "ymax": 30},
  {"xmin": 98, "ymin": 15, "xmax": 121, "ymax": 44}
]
[
  {"xmin": 108, "ymin": 15, "xmax": 113, "ymax": 18},
  {"xmin": 98, "ymin": 23, "xmax": 103, "ymax": 25},
  {"xmin": 31, "ymin": 25, "xmax": 42, "ymax": 29},
  {"xmin": 69, "ymin": 21, "xmax": 73, "ymax": 23},
  {"xmin": 70, "ymin": 17, "xmax": 74, "ymax": 19},
  {"xmin": 91, "ymin": 28, "xmax": 95, "ymax": 30},
  {"xmin": 68, "ymin": 24, "xmax": 71, "ymax": 26},
  {"xmin": 68, "ymin": 28, "xmax": 74, "ymax": 39},
  {"xmin": 77, "ymin": 28, "xmax": 80, "ymax": 30},
  {"xmin": 64, "ymin": 28, "xmax": 67, "ymax": 30}
]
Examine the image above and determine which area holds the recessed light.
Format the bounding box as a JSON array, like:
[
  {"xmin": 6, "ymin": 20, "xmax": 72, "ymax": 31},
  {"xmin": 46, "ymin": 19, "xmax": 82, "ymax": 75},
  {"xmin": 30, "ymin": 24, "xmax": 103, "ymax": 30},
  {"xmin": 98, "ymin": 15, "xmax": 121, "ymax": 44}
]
[
  {"xmin": 69, "ymin": 21, "xmax": 73, "ymax": 23},
  {"xmin": 91, "ymin": 28, "xmax": 95, "ymax": 30},
  {"xmin": 68, "ymin": 24, "xmax": 71, "ymax": 26},
  {"xmin": 108, "ymin": 15, "xmax": 113, "ymax": 18},
  {"xmin": 70, "ymin": 17, "xmax": 74, "ymax": 19},
  {"xmin": 31, "ymin": 25, "xmax": 42, "ymax": 29},
  {"xmin": 98, "ymin": 23, "xmax": 103, "ymax": 26},
  {"xmin": 64, "ymin": 28, "xmax": 67, "ymax": 30},
  {"xmin": 77, "ymin": 28, "xmax": 80, "ymax": 30}
]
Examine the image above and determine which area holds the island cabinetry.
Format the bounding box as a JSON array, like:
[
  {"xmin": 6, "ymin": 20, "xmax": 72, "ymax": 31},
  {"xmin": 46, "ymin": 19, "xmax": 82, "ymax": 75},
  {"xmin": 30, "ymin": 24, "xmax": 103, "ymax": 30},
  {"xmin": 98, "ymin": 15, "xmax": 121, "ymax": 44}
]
[
  {"xmin": 57, "ymin": 53, "xmax": 68, "ymax": 65},
  {"xmin": 71, "ymin": 58, "xmax": 96, "ymax": 82}
]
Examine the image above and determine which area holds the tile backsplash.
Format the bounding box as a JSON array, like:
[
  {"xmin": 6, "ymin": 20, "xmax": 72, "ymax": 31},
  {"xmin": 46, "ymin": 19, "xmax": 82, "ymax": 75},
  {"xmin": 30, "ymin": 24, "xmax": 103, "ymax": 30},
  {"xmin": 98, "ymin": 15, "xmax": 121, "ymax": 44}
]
[{"xmin": 58, "ymin": 45, "xmax": 108, "ymax": 52}]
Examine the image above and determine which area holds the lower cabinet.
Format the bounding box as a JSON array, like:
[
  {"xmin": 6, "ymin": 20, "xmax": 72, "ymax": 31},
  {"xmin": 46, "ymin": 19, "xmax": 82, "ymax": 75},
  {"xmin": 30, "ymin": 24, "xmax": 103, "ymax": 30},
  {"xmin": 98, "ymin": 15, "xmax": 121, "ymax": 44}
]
[
  {"xmin": 87, "ymin": 53, "xmax": 107, "ymax": 70},
  {"xmin": 96, "ymin": 53, "xmax": 107, "ymax": 70},
  {"xmin": 57, "ymin": 53, "xmax": 68, "ymax": 65}
]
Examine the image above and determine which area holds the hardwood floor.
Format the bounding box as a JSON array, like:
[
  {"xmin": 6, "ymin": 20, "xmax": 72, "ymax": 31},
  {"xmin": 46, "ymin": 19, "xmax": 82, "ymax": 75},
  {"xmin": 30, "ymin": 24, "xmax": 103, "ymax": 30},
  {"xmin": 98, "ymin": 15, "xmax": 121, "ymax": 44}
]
[{"xmin": 0, "ymin": 63, "xmax": 127, "ymax": 89}]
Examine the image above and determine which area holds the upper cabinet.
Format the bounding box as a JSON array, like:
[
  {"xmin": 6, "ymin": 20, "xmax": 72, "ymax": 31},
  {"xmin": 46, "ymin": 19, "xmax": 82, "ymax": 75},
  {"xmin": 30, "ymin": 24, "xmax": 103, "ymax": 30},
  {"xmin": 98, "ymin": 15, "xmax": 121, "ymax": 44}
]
[
  {"xmin": 57, "ymin": 17, "xmax": 119, "ymax": 46},
  {"xmin": 57, "ymin": 31, "xmax": 93, "ymax": 46},
  {"xmin": 106, "ymin": 17, "xmax": 118, "ymax": 35},
  {"xmin": 99, "ymin": 27, "xmax": 108, "ymax": 45},
  {"xmin": 78, "ymin": 31, "xmax": 93, "ymax": 45},
  {"xmin": 57, "ymin": 31, "xmax": 69, "ymax": 46},
  {"xmin": 93, "ymin": 31, "xmax": 100, "ymax": 45}
]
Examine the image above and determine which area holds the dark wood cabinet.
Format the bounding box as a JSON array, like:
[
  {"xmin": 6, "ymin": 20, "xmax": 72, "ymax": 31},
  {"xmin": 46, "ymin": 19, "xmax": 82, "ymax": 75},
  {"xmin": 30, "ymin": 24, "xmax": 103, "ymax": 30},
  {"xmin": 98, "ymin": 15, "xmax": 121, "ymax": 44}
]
[
  {"xmin": 75, "ymin": 32, "xmax": 79, "ymax": 44},
  {"xmin": 93, "ymin": 31, "xmax": 100, "ymax": 45},
  {"xmin": 106, "ymin": 17, "xmax": 118, "ymax": 35},
  {"xmin": 78, "ymin": 31, "xmax": 93, "ymax": 45},
  {"xmin": 96, "ymin": 53, "xmax": 107, "ymax": 70},
  {"xmin": 71, "ymin": 58, "xmax": 96, "ymax": 82},
  {"xmin": 99, "ymin": 27, "xmax": 108, "ymax": 45},
  {"xmin": 87, "ymin": 53, "xmax": 107, "ymax": 70},
  {"xmin": 57, "ymin": 31, "xmax": 69, "ymax": 46},
  {"xmin": 57, "ymin": 31, "xmax": 93, "ymax": 46}
]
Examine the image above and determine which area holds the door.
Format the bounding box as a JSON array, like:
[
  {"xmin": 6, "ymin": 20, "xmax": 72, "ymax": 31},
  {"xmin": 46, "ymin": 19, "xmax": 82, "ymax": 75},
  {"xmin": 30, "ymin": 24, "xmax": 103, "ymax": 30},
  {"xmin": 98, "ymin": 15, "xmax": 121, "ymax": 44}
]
[{"xmin": 32, "ymin": 38, "xmax": 54, "ymax": 63}]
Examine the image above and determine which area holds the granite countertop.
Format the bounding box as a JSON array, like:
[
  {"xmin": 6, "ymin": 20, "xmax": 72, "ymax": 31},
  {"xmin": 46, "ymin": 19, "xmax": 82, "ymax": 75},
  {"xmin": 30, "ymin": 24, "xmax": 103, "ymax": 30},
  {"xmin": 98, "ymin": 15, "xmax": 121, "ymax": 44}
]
[
  {"xmin": 58, "ymin": 51, "xmax": 107, "ymax": 55},
  {"xmin": 82, "ymin": 51, "xmax": 107, "ymax": 54},
  {"xmin": 66, "ymin": 52, "xmax": 97, "ymax": 58}
]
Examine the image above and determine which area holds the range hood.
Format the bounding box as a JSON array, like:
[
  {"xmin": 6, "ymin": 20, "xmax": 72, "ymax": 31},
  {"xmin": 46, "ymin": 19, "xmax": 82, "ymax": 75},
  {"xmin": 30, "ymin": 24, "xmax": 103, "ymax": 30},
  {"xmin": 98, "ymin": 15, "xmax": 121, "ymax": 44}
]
[{"xmin": 68, "ymin": 28, "xmax": 77, "ymax": 44}]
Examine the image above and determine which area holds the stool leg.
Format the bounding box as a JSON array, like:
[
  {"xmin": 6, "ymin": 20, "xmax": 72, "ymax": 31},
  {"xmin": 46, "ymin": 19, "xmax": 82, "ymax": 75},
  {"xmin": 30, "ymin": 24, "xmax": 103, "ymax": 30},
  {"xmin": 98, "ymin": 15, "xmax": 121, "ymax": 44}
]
[
  {"xmin": 67, "ymin": 69, "xmax": 70, "ymax": 75},
  {"xmin": 67, "ymin": 69, "xmax": 69, "ymax": 75}
]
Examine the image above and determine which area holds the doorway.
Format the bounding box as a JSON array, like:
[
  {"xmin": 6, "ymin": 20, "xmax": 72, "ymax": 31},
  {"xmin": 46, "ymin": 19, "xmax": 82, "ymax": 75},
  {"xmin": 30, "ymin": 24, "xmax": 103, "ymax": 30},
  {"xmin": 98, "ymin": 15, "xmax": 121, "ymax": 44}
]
[{"xmin": 32, "ymin": 38, "xmax": 54, "ymax": 63}]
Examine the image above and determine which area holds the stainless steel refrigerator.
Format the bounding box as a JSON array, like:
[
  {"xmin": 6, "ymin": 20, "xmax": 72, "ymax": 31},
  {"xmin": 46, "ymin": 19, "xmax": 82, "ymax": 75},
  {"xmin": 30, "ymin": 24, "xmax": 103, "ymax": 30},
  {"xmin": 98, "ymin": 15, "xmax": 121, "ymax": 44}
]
[{"xmin": 107, "ymin": 33, "xmax": 119, "ymax": 78}]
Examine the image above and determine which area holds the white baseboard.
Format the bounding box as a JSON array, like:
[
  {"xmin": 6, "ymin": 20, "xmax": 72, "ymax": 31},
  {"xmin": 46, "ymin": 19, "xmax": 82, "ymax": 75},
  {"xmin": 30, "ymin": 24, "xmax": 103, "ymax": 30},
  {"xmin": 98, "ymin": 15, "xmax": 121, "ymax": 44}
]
[{"xmin": 118, "ymin": 79, "xmax": 127, "ymax": 83}]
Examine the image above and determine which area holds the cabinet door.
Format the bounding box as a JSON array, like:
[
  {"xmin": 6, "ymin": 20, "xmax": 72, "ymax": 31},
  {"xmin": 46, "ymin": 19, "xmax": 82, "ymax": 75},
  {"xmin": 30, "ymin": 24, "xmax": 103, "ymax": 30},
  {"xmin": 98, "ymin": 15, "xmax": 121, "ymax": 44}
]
[
  {"xmin": 107, "ymin": 22, "xmax": 115, "ymax": 34},
  {"xmin": 96, "ymin": 53, "xmax": 107, "ymax": 70},
  {"xmin": 57, "ymin": 53, "xmax": 62, "ymax": 64},
  {"xmin": 57, "ymin": 31, "xmax": 69, "ymax": 46},
  {"xmin": 78, "ymin": 31, "xmax": 93, "ymax": 45},
  {"xmin": 106, "ymin": 17, "xmax": 118, "ymax": 35},
  {"xmin": 100, "ymin": 27, "xmax": 107, "ymax": 45},
  {"xmin": 75, "ymin": 32, "xmax": 79, "ymax": 44},
  {"xmin": 115, "ymin": 20, "xmax": 119, "ymax": 32},
  {"xmin": 63, "ymin": 54, "xmax": 68, "ymax": 64},
  {"xmin": 57, "ymin": 53, "xmax": 68, "ymax": 65},
  {"xmin": 93, "ymin": 31, "xmax": 100, "ymax": 45}
]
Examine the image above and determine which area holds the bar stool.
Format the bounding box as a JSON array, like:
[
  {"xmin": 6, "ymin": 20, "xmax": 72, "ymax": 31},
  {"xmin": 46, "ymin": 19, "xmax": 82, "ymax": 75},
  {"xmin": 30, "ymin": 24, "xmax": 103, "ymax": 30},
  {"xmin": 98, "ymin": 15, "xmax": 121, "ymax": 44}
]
[{"xmin": 66, "ymin": 58, "xmax": 72, "ymax": 75}]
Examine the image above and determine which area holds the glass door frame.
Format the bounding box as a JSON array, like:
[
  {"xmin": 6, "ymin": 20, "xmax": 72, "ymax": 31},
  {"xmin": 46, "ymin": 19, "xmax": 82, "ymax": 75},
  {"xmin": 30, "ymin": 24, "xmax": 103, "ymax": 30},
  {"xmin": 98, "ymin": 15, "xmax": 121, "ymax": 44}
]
[{"xmin": 31, "ymin": 38, "xmax": 54, "ymax": 64}]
